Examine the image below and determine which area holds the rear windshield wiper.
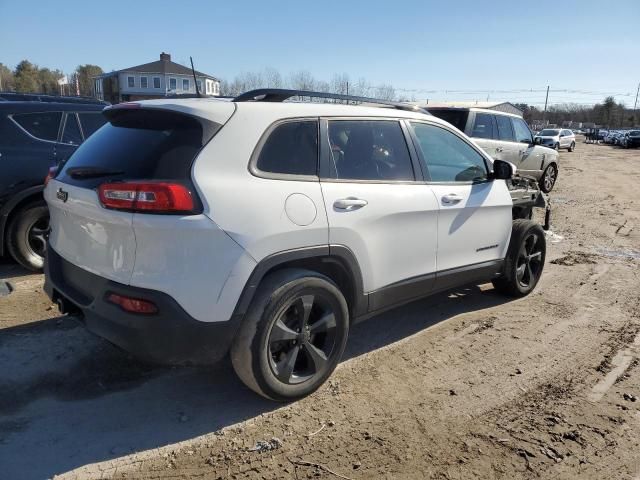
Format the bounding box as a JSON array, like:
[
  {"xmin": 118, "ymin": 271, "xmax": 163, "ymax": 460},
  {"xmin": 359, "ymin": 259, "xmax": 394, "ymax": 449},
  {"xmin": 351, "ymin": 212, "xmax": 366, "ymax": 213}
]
[{"xmin": 67, "ymin": 167, "xmax": 125, "ymax": 179}]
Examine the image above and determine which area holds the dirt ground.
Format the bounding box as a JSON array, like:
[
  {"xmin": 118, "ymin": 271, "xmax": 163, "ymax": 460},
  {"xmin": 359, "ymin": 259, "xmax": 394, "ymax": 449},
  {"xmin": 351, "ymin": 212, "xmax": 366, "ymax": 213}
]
[{"xmin": 1, "ymin": 141, "xmax": 639, "ymax": 480}]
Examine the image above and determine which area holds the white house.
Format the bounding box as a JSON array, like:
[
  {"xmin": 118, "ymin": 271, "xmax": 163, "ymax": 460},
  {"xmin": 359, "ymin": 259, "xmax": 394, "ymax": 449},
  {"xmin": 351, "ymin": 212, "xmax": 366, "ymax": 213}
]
[{"xmin": 94, "ymin": 52, "xmax": 220, "ymax": 103}]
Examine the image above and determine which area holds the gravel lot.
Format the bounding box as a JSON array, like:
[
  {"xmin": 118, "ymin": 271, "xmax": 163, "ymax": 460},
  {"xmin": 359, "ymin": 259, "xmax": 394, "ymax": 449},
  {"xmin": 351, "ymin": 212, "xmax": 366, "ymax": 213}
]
[{"xmin": 1, "ymin": 141, "xmax": 639, "ymax": 480}]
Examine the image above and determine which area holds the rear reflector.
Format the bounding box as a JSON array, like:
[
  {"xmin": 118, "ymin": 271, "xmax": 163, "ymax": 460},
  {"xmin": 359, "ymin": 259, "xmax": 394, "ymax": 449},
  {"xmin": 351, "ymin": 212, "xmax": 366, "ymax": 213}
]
[
  {"xmin": 44, "ymin": 166, "xmax": 58, "ymax": 186},
  {"xmin": 98, "ymin": 182, "xmax": 195, "ymax": 213},
  {"xmin": 107, "ymin": 293, "xmax": 158, "ymax": 314}
]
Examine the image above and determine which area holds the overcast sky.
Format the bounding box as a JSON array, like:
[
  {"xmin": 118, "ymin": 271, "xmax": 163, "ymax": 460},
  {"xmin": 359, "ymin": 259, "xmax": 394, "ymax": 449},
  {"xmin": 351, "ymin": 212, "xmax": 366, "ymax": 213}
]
[{"xmin": 1, "ymin": 0, "xmax": 639, "ymax": 106}]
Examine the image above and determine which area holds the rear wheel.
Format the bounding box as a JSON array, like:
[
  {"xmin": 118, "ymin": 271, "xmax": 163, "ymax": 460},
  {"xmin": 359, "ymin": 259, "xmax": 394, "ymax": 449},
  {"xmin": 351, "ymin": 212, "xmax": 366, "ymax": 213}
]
[
  {"xmin": 539, "ymin": 163, "xmax": 558, "ymax": 193},
  {"xmin": 6, "ymin": 201, "xmax": 49, "ymax": 271},
  {"xmin": 231, "ymin": 269, "xmax": 349, "ymax": 401},
  {"xmin": 492, "ymin": 220, "xmax": 546, "ymax": 297}
]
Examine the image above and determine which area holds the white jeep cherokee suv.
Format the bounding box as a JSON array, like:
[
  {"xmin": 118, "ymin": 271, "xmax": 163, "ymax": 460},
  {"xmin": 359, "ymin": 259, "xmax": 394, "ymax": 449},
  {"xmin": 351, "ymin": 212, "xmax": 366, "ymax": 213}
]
[{"xmin": 44, "ymin": 89, "xmax": 547, "ymax": 401}]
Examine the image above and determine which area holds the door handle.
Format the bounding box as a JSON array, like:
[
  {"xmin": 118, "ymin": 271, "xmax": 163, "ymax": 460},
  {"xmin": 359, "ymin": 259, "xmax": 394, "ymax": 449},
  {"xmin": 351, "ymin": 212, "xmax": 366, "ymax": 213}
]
[
  {"xmin": 334, "ymin": 197, "xmax": 368, "ymax": 210},
  {"xmin": 441, "ymin": 193, "xmax": 463, "ymax": 205}
]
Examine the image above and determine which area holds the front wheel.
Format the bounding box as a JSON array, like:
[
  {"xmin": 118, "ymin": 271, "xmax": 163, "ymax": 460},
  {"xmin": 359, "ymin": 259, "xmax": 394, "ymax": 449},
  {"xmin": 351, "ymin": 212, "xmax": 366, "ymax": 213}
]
[
  {"xmin": 492, "ymin": 220, "xmax": 546, "ymax": 297},
  {"xmin": 6, "ymin": 201, "xmax": 49, "ymax": 271},
  {"xmin": 539, "ymin": 163, "xmax": 558, "ymax": 193},
  {"xmin": 568, "ymin": 141, "xmax": 575, "ymax": 152},
  {"xmin": 231, "ymin": 269, "xmax": 349, "ymax": 401},
  {"xmin": 554, "ymin": 143, "xmax": 560, "ymax": 151}
]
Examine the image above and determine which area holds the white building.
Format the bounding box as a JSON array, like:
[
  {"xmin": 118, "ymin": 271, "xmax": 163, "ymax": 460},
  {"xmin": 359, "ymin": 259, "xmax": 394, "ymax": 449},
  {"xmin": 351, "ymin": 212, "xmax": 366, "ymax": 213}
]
[{"xmin": 94, "ymin": 52, "xmax": 220, "ymax": 103}]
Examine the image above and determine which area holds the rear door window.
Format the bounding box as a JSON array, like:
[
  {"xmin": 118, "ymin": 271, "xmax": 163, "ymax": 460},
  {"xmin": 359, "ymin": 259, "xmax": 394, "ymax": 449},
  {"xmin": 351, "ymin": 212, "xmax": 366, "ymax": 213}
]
[
  {"xmin": 57, "ymin": 109, "xmax": 219, "ymax": 188},
  {"xmin": 255, "ymin": 120, "xmax": 318, "ymax": 176},
  {"xmin": 495, "ymin": 115, "xmax": 515, "ymax": 141},
  {"xmin": 326, "ymin": 120, "xmax": 414, "ymax": 181},
  {"xmin": 61, "ymin": 114, "xmax": 83, "ymax": 145},
  {"xmin": 471, "ymin": 113, "xmax": 497, "ymax": 139},
  {"xmin": 12, "ymin": 111, "xmax": 62, "ymax": 141},
  {"xmin": 411, "ymin": 122, "xmax": 488, "ymax": 183},
  {"xmin": 78, "ymin": 112, "xmax": 107, "ymax": 138}
]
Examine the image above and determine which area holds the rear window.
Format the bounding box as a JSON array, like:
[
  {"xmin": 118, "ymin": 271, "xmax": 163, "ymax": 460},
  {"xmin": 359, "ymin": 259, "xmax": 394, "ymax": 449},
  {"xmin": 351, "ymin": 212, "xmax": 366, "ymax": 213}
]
[
  {"xmin": 57, "ymin": 109, "xmax": 219, "ymax": 188},
  {"xmin": 12, "ymin": 111, "xmax": 62, "ymax": 141},
  {"xmin": 426, "ymin": 110, "xmax": 469, "ymax": 132}
]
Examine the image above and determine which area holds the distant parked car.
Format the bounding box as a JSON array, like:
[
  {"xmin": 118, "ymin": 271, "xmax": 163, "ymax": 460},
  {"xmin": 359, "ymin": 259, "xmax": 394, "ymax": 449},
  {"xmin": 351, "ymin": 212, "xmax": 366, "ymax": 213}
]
[
  {"xmin": 623, "ymin": 130, "xmax": 640, "ymax": 148},
  {"xmin": 0, "ymin": 99, "xmax": 107, "ymax": 270},
  {"xmin": 426, "ymin": 107, "xmax": 560, "ymax": 192},
  {"xmin": 534, "ymin": 128, "xmax": 576, "ymax": 152}
]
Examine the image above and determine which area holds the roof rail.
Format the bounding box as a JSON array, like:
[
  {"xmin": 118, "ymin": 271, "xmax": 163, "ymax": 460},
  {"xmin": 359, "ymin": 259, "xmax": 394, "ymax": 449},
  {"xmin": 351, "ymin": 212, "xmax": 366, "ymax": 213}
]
[{"xmin": 233, "ymin": 88, "xmax": 430, "ymax": 115}]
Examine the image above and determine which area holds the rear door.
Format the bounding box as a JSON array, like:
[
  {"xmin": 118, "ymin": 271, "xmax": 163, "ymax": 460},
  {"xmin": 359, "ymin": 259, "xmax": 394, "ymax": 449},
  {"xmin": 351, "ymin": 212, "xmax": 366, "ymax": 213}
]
[
  {"xmin": 319, "ymin": 118, "xmax": 440, "ymax": 310},
  {"xmin": 46, "ymin": 106, "xmax": 227, "ymax": 284},
  {"xmin": 468, "ymin": 112, "xmax": 500, "ymax": 159},
  {"xmin": 494, "ymin": 114, "xmax": 520, "ymax": 164},
  {"xmin": 408, "ymin": 121, "xmax": 512, "ymax": 281}
]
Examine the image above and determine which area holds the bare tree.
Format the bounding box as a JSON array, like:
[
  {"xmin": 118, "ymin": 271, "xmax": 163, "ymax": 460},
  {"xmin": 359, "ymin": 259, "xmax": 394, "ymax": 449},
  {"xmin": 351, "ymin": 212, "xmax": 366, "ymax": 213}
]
[{"xmin": 288, "ymin": 70, "xmax": 315, "ymax": 91}]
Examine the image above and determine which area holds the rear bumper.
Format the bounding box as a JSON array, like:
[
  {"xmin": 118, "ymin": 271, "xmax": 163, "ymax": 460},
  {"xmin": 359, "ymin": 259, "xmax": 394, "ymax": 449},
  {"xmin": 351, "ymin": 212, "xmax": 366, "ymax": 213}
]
[{"xmin": 44, "ymin": 246, "xmax": 242, "ymax": 365}]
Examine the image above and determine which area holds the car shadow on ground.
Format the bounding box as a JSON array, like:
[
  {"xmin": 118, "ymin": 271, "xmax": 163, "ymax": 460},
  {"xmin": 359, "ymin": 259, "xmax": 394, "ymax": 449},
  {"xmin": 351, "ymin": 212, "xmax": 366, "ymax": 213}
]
[
  {"xmin": 0, "ymin": 257, "xmax": 36, "ymax": 282},
  {"xmin": 0, "ymin": 283, "xmax": 509, "ymax": 479}
]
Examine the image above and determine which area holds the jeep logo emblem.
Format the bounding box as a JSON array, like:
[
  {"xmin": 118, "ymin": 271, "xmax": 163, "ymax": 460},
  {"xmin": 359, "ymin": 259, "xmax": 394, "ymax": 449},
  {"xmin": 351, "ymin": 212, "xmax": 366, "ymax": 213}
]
[{"xmin": 56, "ymin": 188, "xmax": 68, "ymax": 203}]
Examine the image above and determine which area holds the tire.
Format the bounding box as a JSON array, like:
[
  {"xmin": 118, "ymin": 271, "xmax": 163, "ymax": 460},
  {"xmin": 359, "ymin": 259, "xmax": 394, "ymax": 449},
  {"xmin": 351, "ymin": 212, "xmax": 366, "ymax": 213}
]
[
  {"xmin": 231, "ymin": 269, "xmax": 349, "ymax": 401},
  {"xmin": 539, "ymin": 163, "xmax": 558, "ymax": 193},
  {"xmin": 568, "ymin": 141, "xmax": 575, "ymax": 152},
  {"xmin": 554, "ymin": 143, "xmax": 560, "ymax": 151},
  {"xmin": 6, "ymin": 201, "xmax": 49, "ymax": 272},
  {"xmin": 492, "ymin": 220, "xmax": 546, "ymax": 297}
]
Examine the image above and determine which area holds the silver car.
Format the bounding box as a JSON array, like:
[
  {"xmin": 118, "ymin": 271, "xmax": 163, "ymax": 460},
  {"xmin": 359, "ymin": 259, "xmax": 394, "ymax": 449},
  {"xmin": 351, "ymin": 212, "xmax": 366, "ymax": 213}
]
[
  {"xmin": 534, "ymin": 128, "xmax": 576, "ymax": 152},
  {"xmin": 426, "ymin": 107, "xmax": 560, "ymax": 192}
]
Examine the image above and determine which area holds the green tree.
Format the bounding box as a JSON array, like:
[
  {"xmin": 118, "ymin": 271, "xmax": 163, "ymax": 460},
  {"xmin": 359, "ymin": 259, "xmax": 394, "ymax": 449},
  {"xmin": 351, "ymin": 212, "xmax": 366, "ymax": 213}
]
[
  {"xmin": 13, "ymin": 60, "xmax": 40, "ymax": 92},
  {"xmin": 38, "ymin": 68, "xmax": 64, "ymax": 94},
  {"xmin": 75, "ymin": 64, "xmax": 103, "ymax": 96},
  {"xmin": 0, "ymin": 63, "xmax": 14, "ymax": 91}
]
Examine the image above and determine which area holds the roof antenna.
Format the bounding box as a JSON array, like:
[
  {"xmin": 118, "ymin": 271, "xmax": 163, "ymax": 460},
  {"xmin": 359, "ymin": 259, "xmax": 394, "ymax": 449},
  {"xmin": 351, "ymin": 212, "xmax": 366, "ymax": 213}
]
[{"xmin": 190, "ymin": 56, "xmax": 201, "ymax": 98}]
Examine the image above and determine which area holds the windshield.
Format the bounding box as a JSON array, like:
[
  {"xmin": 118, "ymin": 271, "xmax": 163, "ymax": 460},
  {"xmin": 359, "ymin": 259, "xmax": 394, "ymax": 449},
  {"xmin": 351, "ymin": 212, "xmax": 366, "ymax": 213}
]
[{"xmin": 539, "ymin": 129, "xmax": 560, "ymax": 136}]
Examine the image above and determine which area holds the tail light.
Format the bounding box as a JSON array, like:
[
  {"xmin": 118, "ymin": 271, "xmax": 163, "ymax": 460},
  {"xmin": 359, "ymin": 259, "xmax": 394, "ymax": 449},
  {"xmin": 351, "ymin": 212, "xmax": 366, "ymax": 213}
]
[
  {"xmin": 107, "ymin": 293, "xmax": 158, "ymax": 314},
  {"xmin": 44, "ymin": 166, "xmax": 58, "ymax": 186},
  {"xmin": 98, "ymin": 181, "xmax": 196, "ymax": 213}
]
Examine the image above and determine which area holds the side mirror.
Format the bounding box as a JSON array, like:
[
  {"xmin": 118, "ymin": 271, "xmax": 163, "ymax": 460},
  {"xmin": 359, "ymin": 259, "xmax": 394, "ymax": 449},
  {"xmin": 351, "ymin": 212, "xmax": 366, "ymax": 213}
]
[
  {"xmin": 534, "ymin": 137, "xmax": 542, "ymax": 145},
  {"xmin": 492, "ymin": 159, "xmax": 514, "ymax": 180}
]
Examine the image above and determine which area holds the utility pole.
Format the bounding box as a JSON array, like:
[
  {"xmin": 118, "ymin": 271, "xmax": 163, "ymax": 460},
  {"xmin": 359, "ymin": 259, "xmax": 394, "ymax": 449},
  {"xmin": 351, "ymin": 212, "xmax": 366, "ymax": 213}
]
[
  {"xmin": 543, "ymin": 85, "xmax": 550, "ymax": 124},
  {"xmin": 634, "ymin": 82, "xmax": 639, "ymax": 125}
]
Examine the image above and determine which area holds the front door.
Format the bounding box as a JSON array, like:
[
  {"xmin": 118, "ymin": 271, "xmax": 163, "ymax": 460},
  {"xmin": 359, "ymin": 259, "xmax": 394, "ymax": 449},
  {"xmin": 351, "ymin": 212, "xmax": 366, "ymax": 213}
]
[
  {"xmin": 407, "ymin": 121, "xmax": 513, "ymax": 288},
  {"xmin": 319, "ymin": 118, "xmax": 439, "ymax": 310}
]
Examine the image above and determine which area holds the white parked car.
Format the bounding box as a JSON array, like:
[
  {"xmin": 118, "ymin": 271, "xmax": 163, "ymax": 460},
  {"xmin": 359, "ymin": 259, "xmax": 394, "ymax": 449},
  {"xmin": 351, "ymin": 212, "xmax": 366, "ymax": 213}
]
[
  {"xmin": 44, "ymin": 89, "xmax": 547, "ymax": 401},
  {"xmin": 535, "ymin": 128, "xmax": 576, "ymax": 152}
]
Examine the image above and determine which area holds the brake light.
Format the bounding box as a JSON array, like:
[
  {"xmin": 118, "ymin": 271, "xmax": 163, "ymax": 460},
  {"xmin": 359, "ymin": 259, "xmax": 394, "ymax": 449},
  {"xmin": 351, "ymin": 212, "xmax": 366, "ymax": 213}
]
[
  {"xmin": 44, "ymin": 166, "xmax": 58, "ymax": 186},
  {"xmin": 98, "ymin": 182, "xmax": 195, "ymax": 213},
  {"xmin": 107, "ymin": 293, "xmax": 158, "ymax": 314}
]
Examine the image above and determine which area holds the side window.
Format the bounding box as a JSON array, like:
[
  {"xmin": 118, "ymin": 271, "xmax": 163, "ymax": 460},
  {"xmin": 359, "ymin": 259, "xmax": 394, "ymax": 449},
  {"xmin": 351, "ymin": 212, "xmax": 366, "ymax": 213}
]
[
  {"xmin": 255, "ymin": 120, "xmax": 318, "ymax": 176},
  {"xmin": 495, "ymin": 115, "xmax": 515, "ymax": 141},
  {"xmin": 410, "ymin": 122, "xmax": 488, "ymax": 183},
  {"xmin": 471, "ymin": 113, "xmax": 496, "ymax": 139},
  {"xmin": 512, "ymin": 117, "xmax": 533, "ymax": 144},
  {"xmin": 61, "ymin": 114, "xmax": 83, "ymax": 145},
  {"xmin": 127, "ymin": 76, "xmax": 135, "ymax": 88},
  {"xmin": 153, "ymin": 77, "xmax": 161, "ymax": 89},
  {"xmin": 78, "ymin": 112, "xmax": 107, "ymax": 138},
  {"xmin": 169, "ymin": 78, "xmax": 177, "ymax": 90},
  {"xmin": 140, "ymin": 77, "xmax": 148, "ymax": 88},
  {"xmin": 327, "ymin": 120, "xmax": 414, "ymax": 181},
  {"xmin": 12, "ymin": 112, "xmax": 62, "ymax": 141}
]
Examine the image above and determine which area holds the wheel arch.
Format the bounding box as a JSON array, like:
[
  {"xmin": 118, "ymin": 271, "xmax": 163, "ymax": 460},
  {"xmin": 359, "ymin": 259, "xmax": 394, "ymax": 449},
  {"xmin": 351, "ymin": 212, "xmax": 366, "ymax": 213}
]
[
  {"xmin": 0, "ymin": 186, "xmax": 45, "ymax": 256},
  {"xmin": 233, "ymin": 245, "xmax": 366, "ymax": 321}
]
